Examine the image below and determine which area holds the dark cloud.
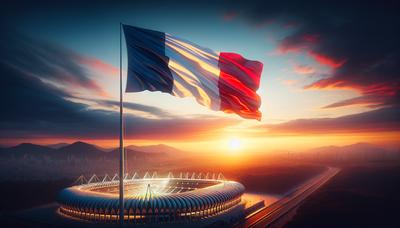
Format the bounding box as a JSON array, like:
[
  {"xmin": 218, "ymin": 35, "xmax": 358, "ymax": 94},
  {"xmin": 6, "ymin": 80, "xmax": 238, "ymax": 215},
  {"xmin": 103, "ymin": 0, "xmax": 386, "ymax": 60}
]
[
  {"xmin": 82, "ymin": 98, "xmax": 174, "ymax": 118},
  {"xmin": 259, "ymin": 107, "xmax": 400, "ymax": 135},
  {"xmin": 322, "ymin": 95, "xmax": 390, "ymax": 109},
  {"xmin": 0, "ymin": 63, "xmax": 84, "ymax": 123},
  {"xmin": 225, "ymin": 0, "xmax": 400, "ymax": 108},
  {"xmin": 0, "ymin": 30, "xmax": 109, "ymax": 97},
  {"xmin": 293, "ymin": 65, "xmax": 315, "ymax": 75},
  {"xmin": 0, "ymin": 28, "xmax": 237, "ymax": 140},
  {"xmin": 0, "ymin": 62, "xmax": 236, "ymax": 140}
]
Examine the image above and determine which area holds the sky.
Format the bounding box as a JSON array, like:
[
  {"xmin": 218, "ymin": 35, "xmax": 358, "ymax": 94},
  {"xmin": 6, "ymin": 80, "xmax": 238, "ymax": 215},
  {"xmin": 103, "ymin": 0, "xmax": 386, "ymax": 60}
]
[{"xmin": 0, "ymin": 0, "xmax": 399, "ymax": 153}]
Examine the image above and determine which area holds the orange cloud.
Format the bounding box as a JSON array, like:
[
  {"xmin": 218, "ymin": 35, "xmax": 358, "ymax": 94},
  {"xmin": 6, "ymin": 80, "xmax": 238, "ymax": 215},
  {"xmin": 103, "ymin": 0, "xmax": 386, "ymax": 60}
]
[
  {"xmin": 282, "ymin": 79, "xmax": 297, "ymax": 86},
  {"xmin": 86, "ymin": 82, "xmax": 110, "ymax": 97},
  {"xmin": 258, "ymin": 107, "xmax": 400, "ymax": 135},
  {"xmin": 294, "ymin": 65, "xmax": 315, "ymax": 74},
  {"xmin": 277, "ymin": 44, "xmax": 302, "ymax": 54},
  {"xmin": 308, "ymin": 51, "xmax": 346, "ymax": 69},
  {"xmin": 305, "ymin": 77, "xmax": 399, "ymax": 108},
  {"xmin": 78, "ymin": 56, "xmax": 119, "ymax": 77},
  {"xmin": 322, "ymin": 95, "xmax": 385, "ymax": 109},
  {"xmin": 278, "ymin": 34, "xmax": 345, "ymax": 69}
]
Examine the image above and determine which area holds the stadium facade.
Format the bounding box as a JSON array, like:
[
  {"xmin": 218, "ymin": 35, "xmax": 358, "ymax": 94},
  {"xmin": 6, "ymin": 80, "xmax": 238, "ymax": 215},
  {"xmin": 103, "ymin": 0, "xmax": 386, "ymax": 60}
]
[{"xmin": 57, "ymin": 172, "xmax": 245, "ymax": 225}]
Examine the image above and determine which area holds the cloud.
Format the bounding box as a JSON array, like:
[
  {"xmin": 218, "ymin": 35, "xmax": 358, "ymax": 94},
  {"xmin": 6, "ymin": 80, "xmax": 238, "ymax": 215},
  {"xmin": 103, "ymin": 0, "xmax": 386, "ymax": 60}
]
[
  {"xmin": 307, "ymin": 51, "xmax": 346, "ymax": 69},
  {"xmin": 0, "ymin": 28, "xmax": 238, "ymax": 141},
  {"xmin": 305, "ymin": 76, "xmax": 399, "ymax": 108},
  {"xmin": 278, "ymin": 33, "xmax": 318, "ymax": 54},
  {"xmin": 258, "ymin": 107, "xmax": 400, "ymax": 135},
  {"xmin": 322, "ymin": 95, "xmax": 389, "ymax": 109},
  {"xmin": 77, "ymin": 55, "xmax": 119, "ymax": 77},
  {"xmin": 0, "ymin": 29, "xmax": 110, "ymax": 97},
  {"xmin": 225, "ymin": 1, "xmax": 400, "ymax": 109},
  {"xmin": 0, "ymin": 63, "xmax": 87, "ymax": 124},
  {"xmin": 282, "ymin": 79, "xmax": 297, "ymax": 86},
  {"xmin": 294, "ymin": 65, "xmax": 315, "ymax": 75},
  {"xmin": 0, "ymin": 62, "xmax": 237, "ymax": 140},
  {"xmin": 85, "ymin": 98, "xmax": 174, "ymax": 118},
  {"xmin": 223, "ymin": 11, "xmax": 238, "ymax": 21}
]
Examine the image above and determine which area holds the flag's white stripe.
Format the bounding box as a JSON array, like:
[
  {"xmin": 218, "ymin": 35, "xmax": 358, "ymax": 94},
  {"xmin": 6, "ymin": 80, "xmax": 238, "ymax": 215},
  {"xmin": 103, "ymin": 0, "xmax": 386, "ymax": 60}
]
[{"xmin": 165, "ymin": 34, "xmax": 221, "ymax": 110}]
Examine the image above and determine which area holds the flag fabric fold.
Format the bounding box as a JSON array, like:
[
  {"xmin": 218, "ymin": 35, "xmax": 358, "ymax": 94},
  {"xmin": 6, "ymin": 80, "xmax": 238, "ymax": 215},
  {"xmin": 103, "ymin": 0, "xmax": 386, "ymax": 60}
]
[{"xmin": 123, "ymin": 24, "xmax": 263, "ymax": 120}]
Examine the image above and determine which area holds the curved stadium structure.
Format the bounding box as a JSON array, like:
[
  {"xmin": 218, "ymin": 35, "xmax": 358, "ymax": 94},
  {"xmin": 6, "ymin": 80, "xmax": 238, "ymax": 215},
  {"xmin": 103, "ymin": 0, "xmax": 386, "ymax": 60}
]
[{"xmin": 57, "ymin": 173, "xmax": 245, "ymax": 224}]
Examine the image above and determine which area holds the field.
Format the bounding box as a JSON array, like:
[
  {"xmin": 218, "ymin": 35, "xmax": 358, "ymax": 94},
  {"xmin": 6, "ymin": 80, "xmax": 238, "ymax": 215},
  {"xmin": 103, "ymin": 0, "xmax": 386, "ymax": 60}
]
[
  {"xmin": 0, "ymin": 179, "xmax": 72, "ymax": 213},
  {"xmin": 286, "ymin": 164, "xmax": 400, "ymax": 228}
]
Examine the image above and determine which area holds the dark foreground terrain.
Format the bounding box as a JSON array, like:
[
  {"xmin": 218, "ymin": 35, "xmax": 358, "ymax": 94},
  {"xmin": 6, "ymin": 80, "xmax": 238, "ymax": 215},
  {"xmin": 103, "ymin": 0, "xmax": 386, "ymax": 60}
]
[
  {"xmin": 0, "ymin": 162, "xmax": 323, "ymax": 227},
  {"xmin": 0, "ymin": 163, "xmax": 323, "ymax": 213},
  {"xmin": 172, "ymin": 161, "xmax": 325, "ymax": 195},
  {"xmin": 286, "ymin": 164, "xmax": 400, "ymax": 228},
  {"xmin": 0, "ymin": 179, "xmax": 73, "ymax": 228},
  {"xmin": 235, "ymin": 164, "xmax": 325, "ymax": 194},
  {"xmin": 0, "ymin": 179, "xmax": 73, "ymax": 213}
]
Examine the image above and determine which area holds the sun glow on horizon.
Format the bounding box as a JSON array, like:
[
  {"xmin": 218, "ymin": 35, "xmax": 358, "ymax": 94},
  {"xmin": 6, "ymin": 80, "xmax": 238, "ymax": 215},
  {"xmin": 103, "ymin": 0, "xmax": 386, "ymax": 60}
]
[{"xmin": 228, "ymin": 138, "xmax": 242, "ymax": 151}]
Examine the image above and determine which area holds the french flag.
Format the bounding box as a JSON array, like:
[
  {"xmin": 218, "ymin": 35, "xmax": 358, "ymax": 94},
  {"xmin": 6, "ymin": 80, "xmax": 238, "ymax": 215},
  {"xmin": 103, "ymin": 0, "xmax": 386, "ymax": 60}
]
[{"xmin": 123, "ymin": 25, "xmax": 263, "ymax": 120}]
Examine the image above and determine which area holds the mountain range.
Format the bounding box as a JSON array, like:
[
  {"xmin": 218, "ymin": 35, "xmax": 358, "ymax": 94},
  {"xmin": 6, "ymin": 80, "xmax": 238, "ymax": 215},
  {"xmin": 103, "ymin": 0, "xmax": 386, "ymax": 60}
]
[
  {"xmin": 1, "ymin": 141, "xmax": 397, "ymax": 163},
  {"xmin": 0, "ymin": 141, "xmax": 181, "ymax": 161},
  {"xmin": 289, "ymin": 142, "xmax": 400, "ymax": 162}
]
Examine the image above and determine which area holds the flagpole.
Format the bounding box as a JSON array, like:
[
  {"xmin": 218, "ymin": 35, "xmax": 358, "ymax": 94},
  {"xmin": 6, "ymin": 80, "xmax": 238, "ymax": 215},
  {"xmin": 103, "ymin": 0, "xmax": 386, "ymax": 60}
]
[{"xmin": 119, "ymin": 22, "xmax": 125, "ymax": 226}]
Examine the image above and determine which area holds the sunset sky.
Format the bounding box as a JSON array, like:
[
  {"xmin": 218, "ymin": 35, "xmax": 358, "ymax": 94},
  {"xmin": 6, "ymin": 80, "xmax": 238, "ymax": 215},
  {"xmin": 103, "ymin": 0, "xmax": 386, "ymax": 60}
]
[{"xmin": 1, "ymin": 1, "xmax": 399, "ymax": 153}]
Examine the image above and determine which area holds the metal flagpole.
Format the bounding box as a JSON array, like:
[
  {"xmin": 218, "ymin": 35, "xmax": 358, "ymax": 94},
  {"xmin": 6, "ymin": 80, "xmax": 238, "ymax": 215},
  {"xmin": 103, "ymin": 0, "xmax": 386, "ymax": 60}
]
[{"xmin": 119, "ymin": 22, "xmax": 125, "ymax": 226}]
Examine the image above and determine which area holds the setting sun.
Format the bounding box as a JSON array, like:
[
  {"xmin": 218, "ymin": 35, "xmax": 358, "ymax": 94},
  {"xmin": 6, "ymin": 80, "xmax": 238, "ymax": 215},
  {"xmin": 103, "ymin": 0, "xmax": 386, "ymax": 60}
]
[{"xmin": 228, "ymin": 138, "xmax": 241, "ymax": 150}]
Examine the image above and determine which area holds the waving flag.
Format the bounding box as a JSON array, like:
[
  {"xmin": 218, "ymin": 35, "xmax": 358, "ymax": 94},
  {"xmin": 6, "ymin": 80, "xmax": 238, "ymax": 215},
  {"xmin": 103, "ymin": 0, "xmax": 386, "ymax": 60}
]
[{"xmin": 123, "ymin": 25, "xmax": 263, "ymax": 120}]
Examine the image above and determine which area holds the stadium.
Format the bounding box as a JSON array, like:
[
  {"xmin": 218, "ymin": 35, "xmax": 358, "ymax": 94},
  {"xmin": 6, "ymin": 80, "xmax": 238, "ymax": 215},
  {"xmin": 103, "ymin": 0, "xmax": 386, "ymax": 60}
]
[{"xmin": 57, "ymin": 172, "xmax": 245, "ymax": 225}]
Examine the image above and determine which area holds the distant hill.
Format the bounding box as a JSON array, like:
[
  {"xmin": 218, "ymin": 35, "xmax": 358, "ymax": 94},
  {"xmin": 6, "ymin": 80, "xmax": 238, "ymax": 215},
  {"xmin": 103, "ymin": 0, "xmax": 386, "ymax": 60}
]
[
  {"xmin": 297, "ymin": 142, "xmax": 398, "ymax": 162},
  {"xmin": 0, "ymin": 141, "xmax": 171, "ymax": 161},
  {"xmin": 0, "ymin": 143, "xmax": 56, "ymax": 159},
  {"xmin": 56, "ymin": 141, "xmax": 107, "ymax": 160},
  {"xmin": 11, "ymin": 143, "xmax": 56, "ymax": 154},
  {"xmin": 0, "ymin": 141, "xmax": 179, "ymax": 180},
  {"xmin": 46, "ymin": 143, "xmax": 69, "ymax": 149},
  {"xmin": 107, "ymin": 148, "xmax": 166, "ymax": 160},
  {"xmin": 125, "ymin": 144, "xmax": 182, "ymax": 154}
]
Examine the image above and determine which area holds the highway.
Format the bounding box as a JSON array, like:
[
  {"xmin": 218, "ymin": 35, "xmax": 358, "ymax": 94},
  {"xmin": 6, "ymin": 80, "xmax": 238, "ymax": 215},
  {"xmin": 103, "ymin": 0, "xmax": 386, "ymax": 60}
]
[{"xmin": 238, "ymin": 167, "xmax": 340, "ymax": 228}]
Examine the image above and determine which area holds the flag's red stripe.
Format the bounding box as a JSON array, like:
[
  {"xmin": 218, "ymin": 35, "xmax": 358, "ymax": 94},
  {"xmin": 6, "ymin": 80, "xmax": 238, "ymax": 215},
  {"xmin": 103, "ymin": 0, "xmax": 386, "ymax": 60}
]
[{"xmin": 217, "ymin": 52, "xmax": 263, "ymax": 120}]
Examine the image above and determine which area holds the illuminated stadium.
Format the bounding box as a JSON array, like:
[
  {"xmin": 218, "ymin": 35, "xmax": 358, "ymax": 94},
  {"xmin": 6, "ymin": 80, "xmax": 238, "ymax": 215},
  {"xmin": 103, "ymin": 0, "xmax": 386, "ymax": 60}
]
[{"xmin": 57, "ymin": 172, "xmax": 245, "ymax": 224}]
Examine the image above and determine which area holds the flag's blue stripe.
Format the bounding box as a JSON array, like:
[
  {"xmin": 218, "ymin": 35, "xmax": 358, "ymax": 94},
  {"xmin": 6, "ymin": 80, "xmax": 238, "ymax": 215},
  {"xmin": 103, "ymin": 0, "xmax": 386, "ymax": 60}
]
[{"xmin": 123, "ymin": 25, "xmax": 174, "ymax": 93}]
